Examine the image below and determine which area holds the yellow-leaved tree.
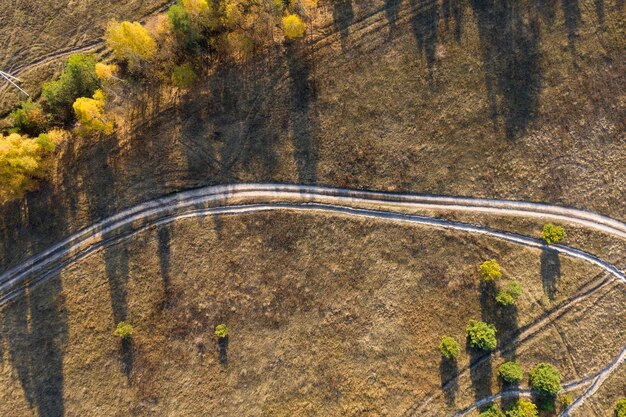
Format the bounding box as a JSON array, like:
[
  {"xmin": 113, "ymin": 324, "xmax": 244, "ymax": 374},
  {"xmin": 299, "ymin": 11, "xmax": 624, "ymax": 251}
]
[
  {"xmin": 73, "ymin": 90, "xmax": 114, "ymax": 135},
  {"xmin": 0, "ymin": 132, "xmax": 57, "ymax": 199},
  {"xmin": 282, "ymin": 14, "xmax": 306, "ymax": 40},
  {"xmin": 105, "ymin": 20, "xmax": 157, "ymax": 70},
  {"xmin": 95, "ymin": 62, "xmax": 119, "ymax": 81}
]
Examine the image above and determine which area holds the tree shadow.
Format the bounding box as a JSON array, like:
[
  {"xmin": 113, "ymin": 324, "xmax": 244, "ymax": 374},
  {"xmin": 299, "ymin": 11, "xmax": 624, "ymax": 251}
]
[
  {"xmin": 286, "ymin": 43, "xmax": 318, "ymax": 183},
  {"xmin": 121, "ymin": 338, "xmax": 134, "ymax": 379},
  {"xmin": 442, "ymin": 0, "xmax": 464, "ymax": 41},
  {"xmin": 1, "ymin": 273, "xmax": 67, "ymax": 417},
  {"xmin": 104, "ymin": 242, "xmax": 130, "ymax": 326},
  {"xmin": 470, "ymin": 0, "xmax": 542, "ymax": 139},
  {"xmin": 540, "ymin": 250, "xmax": 561, "ymax": 301},
  {"xmin": 157, "ymin": 224, "xmax": 173, "ymax": 306},
  {"xmin": 409, "ymin": 0, "xmax": 439, "ymax": 79},
  {"xmin": 440, "ymin": 357, "xmax": 459, "ymax": 406},
  {"xmin": 332, "ymin": 0, "xmax": 355, "ymax": 49},
  {"xmin": 561, "ymin": 0, "xmax": 581, "ymax": 54},
  {"xmin": 468, "ymin": 340, "xmax": 493, "ymax": 402},
  {"xmin": 385, "ymin": 0, "xmax": 404, "ymax": 32},
  {"xmin": 218, "ymin": 336, "xmax": 229, "ymax": 366}
]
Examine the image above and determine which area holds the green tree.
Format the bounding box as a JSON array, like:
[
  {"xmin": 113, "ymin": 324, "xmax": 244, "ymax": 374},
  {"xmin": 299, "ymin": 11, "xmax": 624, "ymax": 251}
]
[
  {"xmin": 498, "ymin": 361, "xmax": 523, "ymax": 384},
  {"xmin": 10, "ymin": 99, "xmax": 49, "ymax": 136},
  {"xmin": 42, "ymin": 54, "xmax": 100, "ymax": 124},
  {"xmin": 495, "ymin": 281, "xmax": 523, "ymax": 306},
  {"xmin": 114, "ymin": 321, "xmax": 134, "ymax": 339},
  {"xmin": 479, "ymin": 403, "xmax": 505, "ymax": 417},
  {"xmin": 529, "ymin": 363, "xmax": 562, "ymax": 397},
  {"xmin": 466, "ymin": 319, "xmax": 497, "ymax": 351},
  {"xmin": 480, "ymin": 259, "xmax": 502, "ymax": 281},
  {"xmin": 506, "ymin": 400, "xmax": 538, "ymax": 417},
  {"xmin": 105, "ymin": 20, "xmax": 157, "ymax": 70},
  {"xmin": 541, "ymin": 224, "xmax": 565, "ymax": 244},
  {"xmin": 215, "ymin": 324, "xmax": 229, "ymax": 338},
  {"xmin": 614, "ymin": 398, "xmax": 626, "ymax": 417},
  {"xmin": 439, "ymin": 336, "xmax": 461, "ymax": 359}
]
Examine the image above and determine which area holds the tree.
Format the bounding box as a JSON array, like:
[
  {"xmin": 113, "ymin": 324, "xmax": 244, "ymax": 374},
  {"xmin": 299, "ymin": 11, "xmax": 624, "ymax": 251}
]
[
  {"xmin": 73, "ymin": 90, "xmax": 114, "ymax": 135},
  {"xmin": 10, "ymin": 99, "xmax": 49, "ymax": 136},
  {"xmin": 95, "ymin": 62, "xmax": 120, "ymax": 81},
  {"xmin": 0, "ymin": 133, "xmax": 52, "ymax": 199},
  {"xmin": 480, "ymin": 259, "xmax": 502, "ymax": 281},
  {"xmin": 466, "ymin": 319, "xmax": 497, "ymax": 350},
  {"xmin": 439, "ymin": 336, "xmax": 461, "ymax": 359},
  {"xmin": 215, "ymin": 324, "xmax": 229, "ymax": 338},
  {"xmin": 479, "ymin": 403, "xmax": 505, "ymax": 417},
  {"xmin": 114, "ymin": 322, "xmax": 134, "ymax": 339},
  {"xmin": 505, "ymin": 400, "xmax": 538, "ymax": 417},
  {"xmin": 495, "ymin": 281, "xmax": 522, "ymax": 306},
  {"xmin": 42, "ymin": 54, "xmax": 100, "ymax": 124},
  {"xmin": 283, "ymin": 14, "xmax": 306, "ymax": 39},
  {"xmin": 541, "ymin": 224, "xmax": 565, "ymax": 244},
  {"xmin": 498, "ymin": 361, "xmax": 523, "ymax": 383},
  {"xmin": 167, "ymin": 0, "xmax": 212, "ymax": 53},
  {"xmin": 614, "ymin": 398, "xmax": 626, "ymax": 417},
  {"xmin": 529, "ymin": 363, "xmax": 562, "ymax": 397},
  {"xmin": 105, "ymin": 20, "xmax": 157, "ymax": 70}
]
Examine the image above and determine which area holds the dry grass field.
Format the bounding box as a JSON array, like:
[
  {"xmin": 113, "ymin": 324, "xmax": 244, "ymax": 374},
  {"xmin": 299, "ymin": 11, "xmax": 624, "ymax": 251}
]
[{"xmin": 0, "ymin": 212, "xmax": 623, "ymax": 416}]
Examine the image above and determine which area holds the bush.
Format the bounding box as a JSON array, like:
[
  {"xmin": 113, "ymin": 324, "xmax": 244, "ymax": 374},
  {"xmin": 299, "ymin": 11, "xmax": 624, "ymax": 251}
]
[
  {"xmin": 495, "ymin": 281, "xmax": 523, "ymax": 306},
  {"xmin": 558, "ymin": 394, "xmax": 573, "ymax": 410},
  {"xmin": 10, "ymin": 100, "xmax": 49, "ymax": 136},
  {"xmin": 105, "ymin": 20, "xmax": 157, "ymax": 70},
  {"xmin": 439, "ymin": 336, "xmax": 461, "ymax": 359},
  {"xmin": 42, "ymin": 54, "xmax": 100, "ymax": 124},
  {"xmin": 466, "ymin": 319, "xmax": 497, "ymax": 351},
  {"xmin": 529, "ymin": 363, "xmax": 562, "ymax": 397},
  {"xmin": 73, "ymin": 90, "xmax": 114, "ymax": 135},
  {"xmin": 215, "ymin": 324, "xmax": 229, "ymax": 338},
  {"xmin": 615, "ymin": 398, "xmax": 626, "ymax": 417},
  {"xmin": 506, "ymin": 400, "xmax": 538, "ymax": 417},
  {"xmin": 498, "ymin": 361, "xmax": 523, "ymax": 383},
  {"xmin": 480, "ymin": 259, "xmax": 502, "ymax": 281},
  {"xmin": 541, "ymin": 224, "xmax": 565, "ymax": 244},
  {"xmin": 283, "ymin": 14, "xmax": 306, "ymax": 39},
  {"xmin": 95, "ymin": 62, "xmax": 119, "ymax": 81},
  {"xmin": 171, "ymin": 64, "xmax": 197, "ymax": 89},
  {"xmin": 479, "ymin": 403, "xmax": 505, "ymax": 417},
  {"xmin": 114, "ymin": 321, "xmax": 134, "ymax": 339}
]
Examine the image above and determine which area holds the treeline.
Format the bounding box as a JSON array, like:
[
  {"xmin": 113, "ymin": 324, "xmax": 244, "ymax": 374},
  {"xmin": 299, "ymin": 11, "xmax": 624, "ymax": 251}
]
[{"xmin": 1, "ymin": 0, "xmax": 317, "ymax": 200}]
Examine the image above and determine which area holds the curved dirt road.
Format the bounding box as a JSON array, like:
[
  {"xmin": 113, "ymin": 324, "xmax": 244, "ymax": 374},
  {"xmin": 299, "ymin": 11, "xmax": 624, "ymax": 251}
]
[{"xmin": 1, "ymin": 183, "xmax": 624, "ymax": 415}]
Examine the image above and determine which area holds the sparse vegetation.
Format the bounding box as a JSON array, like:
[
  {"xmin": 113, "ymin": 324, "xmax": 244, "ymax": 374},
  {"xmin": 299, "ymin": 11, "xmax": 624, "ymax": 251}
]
[
  {"xmin": 113, "ymin": 321, "xmax": 134, "ymax": 339},
  {"xmin": 495, "ymin": 280, "xmax": 523, "ymax": 306},
  {"xmin": 541, "ymin": 224, "xmax": 565, "ymax": 244},
  {"xmin": 466, "ymin": 319, "xmax": 497, "ymax": 351},
  {"xmin": 498, "ymin": 361, "xmax": 523, "ymax": 384},
  {"xmin": 480, "ymin": 259, "xmax": 502, "ymax": 281},
  {"xmin": 529, "ymin": 363, "xmax": 562, "ymax": 397},
  {"xmin": 505, "ymin": 399, "xmax": 538, "ymax": 417},
  {"xmin": 214, "ymin": 323, "xmax": 229, "ymax": 338},
  {"xmin": 439, "ymin": 336, "xmax": 460, "ymax": 359},
  {"xmin": 479, "ymin": 403, "xmax": 505, "ymax": 417}
]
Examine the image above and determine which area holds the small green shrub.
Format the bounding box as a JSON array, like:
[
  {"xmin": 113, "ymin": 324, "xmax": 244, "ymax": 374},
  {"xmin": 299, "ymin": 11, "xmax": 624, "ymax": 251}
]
[
  {"xmin": 113, "ymin": 321, "xmax": 134, "ymax": 339},
  {"xmin": 10, "ymin": 100, "xmax": 49, "ymax": 136},
  {"xmin": 171, "ymin": 64, "xmax": 197, "ymax": 89},
  {"xmin": 498, "ymin": 361, "xmax": 523, "ymax": 383},
  {"xmin": 466, "ymin": 319, "xmax": 497, "ymax": 351},
  {"xmin": 215, "ymin": 324, "xmax": 229, "ymax": 338},
  {"xmin": 480, "ymin": 259, "xmax": 502, "ymax": 281},
  {"xmin": 615, "ymin": 398, "xmax": 626, "ymax": 417},
  {"xmin": 42, "ymin": 53, "xmax": 100, "ymax": 125},
  {"xmin": 506, "ymin": 400, "xmax": 538, "ymax": 417},
  {"xmin": 529, "ymin": 363, "xmax": 562, "ymax": 397},
  {"xmin": 495, "ymin": 281, "xmax": 523, "ymax": 306},
  {"xmin": 439, "ymin": 336, "xmax": 461, "ymax": 359},
  {"xmin": 541, "ymin": 224, "xmax": 565, "ymax": 244},
  {"xmin": 479, "ymin": 403, "xmax": 505, "ymax": 417}
]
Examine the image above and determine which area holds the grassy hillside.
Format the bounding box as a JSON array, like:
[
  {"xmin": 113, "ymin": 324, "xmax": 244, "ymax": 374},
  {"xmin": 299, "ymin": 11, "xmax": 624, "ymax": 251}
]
[{"xmin": 0, "ymin": 212, "xmax": 623, "ymax": 416}]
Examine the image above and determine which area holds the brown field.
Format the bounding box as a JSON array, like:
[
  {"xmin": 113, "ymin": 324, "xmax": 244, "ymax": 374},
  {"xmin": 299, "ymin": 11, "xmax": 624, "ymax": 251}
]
[{"xmin": 0, "ymin": 212, "xmax": 623, "ymax": 416}]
